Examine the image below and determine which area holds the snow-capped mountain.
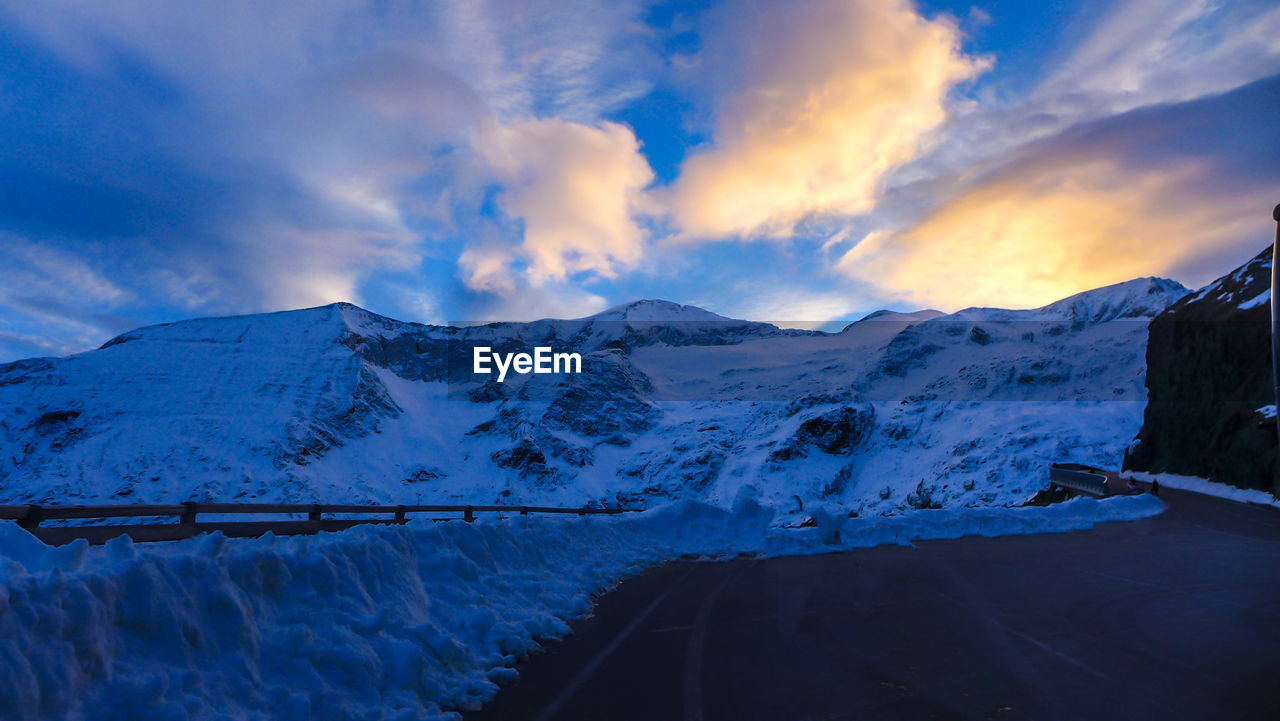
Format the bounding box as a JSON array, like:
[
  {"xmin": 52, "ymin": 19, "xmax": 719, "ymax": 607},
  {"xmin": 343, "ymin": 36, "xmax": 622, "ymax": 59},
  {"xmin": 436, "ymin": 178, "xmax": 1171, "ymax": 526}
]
[
  {"xmin": 1125, "ymin": 246, "xmax": 1278, "ymax": 492},
  {"xmin": 843, "ymin": 308, "xmax": 945, "ymax": 328},
  {"xmin": 0, "ymin": 278, "xmax": 1189, "ymax": 516},
  {"xmin": 948, "ymin": 277, "xmax": 1189, "ymax": 324}
]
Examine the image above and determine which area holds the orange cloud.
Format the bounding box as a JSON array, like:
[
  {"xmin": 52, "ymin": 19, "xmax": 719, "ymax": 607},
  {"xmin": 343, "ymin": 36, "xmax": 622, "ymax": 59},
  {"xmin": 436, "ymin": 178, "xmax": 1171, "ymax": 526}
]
[
  {"xmin": 473, "ymin": 118, "xmax": 654, "ymax": 287},
  {"xmin": 838, "ymin": 157, "xmax": 1270, "ymax": 310},
  {"xmin": 665, "ymin": 0, "xmax": 985, "ymax": 240}
]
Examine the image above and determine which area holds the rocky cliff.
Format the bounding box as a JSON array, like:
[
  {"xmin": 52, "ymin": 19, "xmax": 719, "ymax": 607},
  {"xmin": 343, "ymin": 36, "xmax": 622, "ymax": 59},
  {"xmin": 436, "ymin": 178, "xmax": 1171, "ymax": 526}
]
[{"xmin": 1124, "ymin": 246, "xmax": 1279, "ymax": 493}]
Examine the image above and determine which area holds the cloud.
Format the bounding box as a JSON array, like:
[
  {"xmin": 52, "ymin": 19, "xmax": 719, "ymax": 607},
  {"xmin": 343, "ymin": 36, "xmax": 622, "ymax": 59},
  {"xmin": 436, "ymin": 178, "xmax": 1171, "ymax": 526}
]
[
  {"xmin": 230, "ymin": 225, "xmax": 422, "ymax": 311},
  {"xmin": 0, "ymin": 237, "xmax": 133, "ymax": 307},
  {"xmin": 839, "ymin": 73, "xmax": 1280, "ymax": 311},
  {"xmin": 0, "ymin": 236, "xmax": 141, "ymax": 357},
  {"xmin": 0, "ymin": 0, "xmax": 657, "ymax": 358},
  {"xmin": 435, "ymin": 0, "xmax": 657, "ymax": 121},
  {"xmin": 1041, "ymin": 0, "xmax": 1280, "ymax": 113},
  {"xmin": 1, "ymin": 0, "xmax": 1277, "ymax": 359},
  {"xmin": 0, "ymin": 330, "xmax": 84, "ymax": 360},
  {"xmin": 465, "ymin": 283, "xmax": 609, "ymax": 323},
  {"xmin": 888, "ymin": 0, "xmax": 1280, "ymax": 196},
  {"xmin": 458, "ymin": 243, "xmax": 518, "ymax": 296},
  {"xmin": 718, "ymin": 287, "xmax": 871, "ymax": 328},
  {"xmin": 663, "ymin": 0, "xmax": 986, "ymax": 240},
  {"xmin": 471, "ymin": 118, "xmax": 655, "ymax": 285},
  {"xmin": 840, "ymin": 153, "xmax": 1273, "ymax": 313}
]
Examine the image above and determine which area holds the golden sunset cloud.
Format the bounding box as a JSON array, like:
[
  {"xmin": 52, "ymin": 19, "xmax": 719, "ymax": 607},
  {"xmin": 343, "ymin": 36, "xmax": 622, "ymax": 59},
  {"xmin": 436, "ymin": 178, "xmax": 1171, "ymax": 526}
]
[
  {"xmin": 665, "ymin": 0, "xmax": 985, "ymax": 240},
  {"xmin": 839, "ymin": 157, "xmax": 1270, "ymax": 310},
  {"xmin": 472, "ymin": 118, "xmax": 655, "ymax": 287}
]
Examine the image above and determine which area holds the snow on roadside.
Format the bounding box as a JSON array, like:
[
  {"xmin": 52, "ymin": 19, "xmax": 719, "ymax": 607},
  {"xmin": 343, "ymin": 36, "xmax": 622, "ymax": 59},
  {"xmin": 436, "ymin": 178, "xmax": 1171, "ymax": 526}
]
[
  {"xmin": 0, "ymin": 494, "xmax": 1162, "ymax": 721},
  {"xmin": 768, "ymin": 493, "xmax": 1164, "ymax": 555},
  {"xmin": 1127, "ymin": 471, "xmax": 1280, "ymax": 508}
]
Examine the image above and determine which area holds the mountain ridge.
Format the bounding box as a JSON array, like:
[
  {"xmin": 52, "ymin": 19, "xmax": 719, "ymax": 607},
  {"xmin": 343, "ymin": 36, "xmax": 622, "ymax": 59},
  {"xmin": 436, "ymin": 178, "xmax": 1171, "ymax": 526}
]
[
  {"xmin": 0, "ymin": 274, "xmax": 1193, "ymax": 515},
  {"xmin": 81, "ymin": 276, "xmax": 1188, "ymax": 360}
]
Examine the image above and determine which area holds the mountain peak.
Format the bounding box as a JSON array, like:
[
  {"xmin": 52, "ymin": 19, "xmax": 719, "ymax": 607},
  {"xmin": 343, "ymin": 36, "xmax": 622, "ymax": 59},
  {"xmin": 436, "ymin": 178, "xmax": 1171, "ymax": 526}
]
[
  {"xmin": 98, "ymin": 302, "xmax": 408, "ymax": 351},
  {"xmin": 587, "ymin": 299, "xmax": 740, "ymax": 324},
  {"xmin": 843, "ymin": 308, "xmax": 945, "ymax": 332},
  {"xmin": 1037, "ymin": 276, "xmax": 1189, "ymax": 322},
  {"xmin": 1170, "ymin": 245, "xmax": 1272, "ymax": 317},
  {"xmin": 947, "ymin": 276, "xmax": 1189, "ymax": 324}
]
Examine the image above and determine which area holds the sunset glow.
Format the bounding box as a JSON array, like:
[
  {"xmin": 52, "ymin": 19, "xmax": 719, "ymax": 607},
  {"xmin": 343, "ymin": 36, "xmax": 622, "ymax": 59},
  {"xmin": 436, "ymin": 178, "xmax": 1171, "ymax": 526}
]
[{"xmin": 0, "ymin": 0, "xmax": 1277, "ymax": 357}]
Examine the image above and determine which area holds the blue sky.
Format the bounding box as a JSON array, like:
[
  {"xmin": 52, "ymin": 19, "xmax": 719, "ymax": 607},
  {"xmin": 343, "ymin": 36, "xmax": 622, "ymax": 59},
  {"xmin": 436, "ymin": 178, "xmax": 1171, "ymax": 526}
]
[{"xmin": 1, "ymin": 0, "xmax": 1278, "ymax": 360}]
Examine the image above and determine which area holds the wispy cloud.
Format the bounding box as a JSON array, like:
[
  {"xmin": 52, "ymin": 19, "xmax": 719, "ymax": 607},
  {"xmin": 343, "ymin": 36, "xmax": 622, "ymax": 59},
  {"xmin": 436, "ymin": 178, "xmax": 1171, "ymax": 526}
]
[
  {"xmin": 0, "ymin": 236, "xmax": 140, "ymax": 358},
  {"xmin": 1041, "ymin": 0, "xmax": 1280, "ymax": 112},
  {"xmin": 840, "ymin": 76, "xmax": 1280, "ymax": 310},
  {"xmin": 887, "ymin": 0, "xmax": 1280, "ymax": 192}
]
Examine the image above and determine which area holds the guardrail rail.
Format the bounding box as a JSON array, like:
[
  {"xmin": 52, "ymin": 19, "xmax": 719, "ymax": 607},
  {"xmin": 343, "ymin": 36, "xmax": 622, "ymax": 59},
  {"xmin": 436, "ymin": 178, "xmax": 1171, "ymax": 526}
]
[
  {"xmin": 1048, "ymin": 465, "xmax": 1109, "ymax": 497},
  {"xmin": 0, "ymin": 502, "xmax": 630, "ymax": 546}
]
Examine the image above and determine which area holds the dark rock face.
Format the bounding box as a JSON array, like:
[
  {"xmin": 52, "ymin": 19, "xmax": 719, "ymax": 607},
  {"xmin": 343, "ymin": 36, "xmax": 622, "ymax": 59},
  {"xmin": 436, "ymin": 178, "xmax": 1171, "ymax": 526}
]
[
  {"xmin": 491, "ymin": 440, "xmax": 550, "ymax": 474},
  {"xmin": 467, "ymin": 381, "xmax": 507, "ymax": 403},
  {"xmin": 875, "ymin": 329, "xmax": 942, "ymax": 378},
  {"xmin": 1124, "ymin": 246, "xmax": 1279, "ymax": 493},
  {"xmin": 770, "ymin": 405, "xmax": 876, "ymax": 462},
  {"xmin": 784, "ymin": 391, "xmax": 853, "ymax": 417},
  {"xmin": 277, "ymin": 366, "xmax": 402, "ymax": 468},
  {"xmin": 22, "ymin": 406, "xmax": 87, "ymax": 455},
  {"xmin": 538, "ymin": 351, "xmax": 659, "ymax": 444}
]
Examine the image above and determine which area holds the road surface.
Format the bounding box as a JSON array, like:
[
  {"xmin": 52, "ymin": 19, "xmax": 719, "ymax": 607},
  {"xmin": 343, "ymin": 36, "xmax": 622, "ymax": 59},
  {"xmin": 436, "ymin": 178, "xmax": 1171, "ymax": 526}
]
[{"xmin": 467, "ymin": 489, "xmax": 1280, "ymax": 721}]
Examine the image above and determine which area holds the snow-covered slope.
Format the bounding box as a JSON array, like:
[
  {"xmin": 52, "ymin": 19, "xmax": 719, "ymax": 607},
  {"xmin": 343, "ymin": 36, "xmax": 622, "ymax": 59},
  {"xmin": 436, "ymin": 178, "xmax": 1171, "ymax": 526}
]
[{"xmin": 0, "ymin": 279, "xmax": 1189, "ymax": 514}]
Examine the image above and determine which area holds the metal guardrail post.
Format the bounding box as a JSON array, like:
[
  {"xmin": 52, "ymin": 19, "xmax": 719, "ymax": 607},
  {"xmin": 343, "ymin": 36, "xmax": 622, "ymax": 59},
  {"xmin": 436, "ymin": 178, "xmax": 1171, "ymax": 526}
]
[
  {"xmin": 395, "ymin": 505, "xmax": 406, "ymax": 523},
  {"xmin": 18, "ymin": 504, "xmax": 41, "ymax": 530},
  {"xmin": 464, "ymin": 506, "xmax": 475, "ymax": 522},
  {"xmin": 308, "ymin": 504, "xmax": 321, "ymax": 522},
  {"xmin": 180, "ymin": 502, "xmax": 198, "ymax": 530},
  {"xmin": 520, "ymin": 506, "xmax": 529, "ymax": 515}
]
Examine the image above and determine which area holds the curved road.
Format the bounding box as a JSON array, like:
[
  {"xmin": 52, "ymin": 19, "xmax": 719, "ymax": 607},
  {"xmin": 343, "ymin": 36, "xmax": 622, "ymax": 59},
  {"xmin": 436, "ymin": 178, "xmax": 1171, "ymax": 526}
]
[{"xmin": 467, "ymin": 489, "xmax": 1280, "ymax": 721}]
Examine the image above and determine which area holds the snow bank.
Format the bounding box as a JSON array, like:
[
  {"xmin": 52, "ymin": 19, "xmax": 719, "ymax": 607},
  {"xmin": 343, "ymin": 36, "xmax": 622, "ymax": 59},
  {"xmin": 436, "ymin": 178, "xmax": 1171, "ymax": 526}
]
[
  {"xmin": 1127, "ymin": 471, "xmax": 1280, "ymax": 508},
  {"xmin": 769, "ymin": 493, "xmax": 1165, "ymax": 555},
  {"xmin": 0, "ymin": 494, "xmax": 1161, "ymax": 721}
]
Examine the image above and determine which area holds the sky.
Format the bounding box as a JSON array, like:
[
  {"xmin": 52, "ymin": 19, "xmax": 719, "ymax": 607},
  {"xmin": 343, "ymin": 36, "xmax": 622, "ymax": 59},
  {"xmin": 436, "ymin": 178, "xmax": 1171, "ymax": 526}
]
[{"xmin": 0, "ymin": 0, "xmax": 1278, "ymax": 361}]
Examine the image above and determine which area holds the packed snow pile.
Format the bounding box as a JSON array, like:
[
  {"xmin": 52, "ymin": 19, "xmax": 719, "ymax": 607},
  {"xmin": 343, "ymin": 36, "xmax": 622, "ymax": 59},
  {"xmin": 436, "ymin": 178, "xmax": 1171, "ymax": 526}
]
[
  {"xmin": 1127, "ymin": 472, "xmax": 1280, "ymax": 508},
  {"xmin": 0, "ymin": 493, "xmax": 1163, "ymax": 721},
  {"xmin": 0, "ymin": 278, "xmax": 1188, "ymax": 512}
]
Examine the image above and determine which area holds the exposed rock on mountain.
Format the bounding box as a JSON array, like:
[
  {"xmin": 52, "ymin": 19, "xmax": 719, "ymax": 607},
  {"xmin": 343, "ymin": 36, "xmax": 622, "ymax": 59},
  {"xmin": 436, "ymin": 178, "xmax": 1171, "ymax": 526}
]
[
  {"xmin": 769, "ymin": 405, "xmax": 875, "ymax": 461},
  {"xmin": 1124, "ymin": 247, "xmax": 1279, "ymax": 493},
  {"xmin": 0, "ymin": 277, "xmax": 1191, "ymax": 515}
]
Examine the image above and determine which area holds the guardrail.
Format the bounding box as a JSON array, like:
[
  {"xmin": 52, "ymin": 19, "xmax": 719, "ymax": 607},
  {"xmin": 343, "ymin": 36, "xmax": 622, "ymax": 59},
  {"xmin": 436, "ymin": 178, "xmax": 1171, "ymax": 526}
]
[
  {"xmin": 0, "ymin": 502, "xmax": 630, "ymax": 546},
  {"xmin": 1048, "ymin": 465, "xmax": 1109, "ymax": 497}
]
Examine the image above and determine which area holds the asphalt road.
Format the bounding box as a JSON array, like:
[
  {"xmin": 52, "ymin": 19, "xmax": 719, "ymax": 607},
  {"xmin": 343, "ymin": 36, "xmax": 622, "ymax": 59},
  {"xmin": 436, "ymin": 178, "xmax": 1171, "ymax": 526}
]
[{"xmin": 467, "ymin": 489, "xmax": 1280, "ymax": 721}]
